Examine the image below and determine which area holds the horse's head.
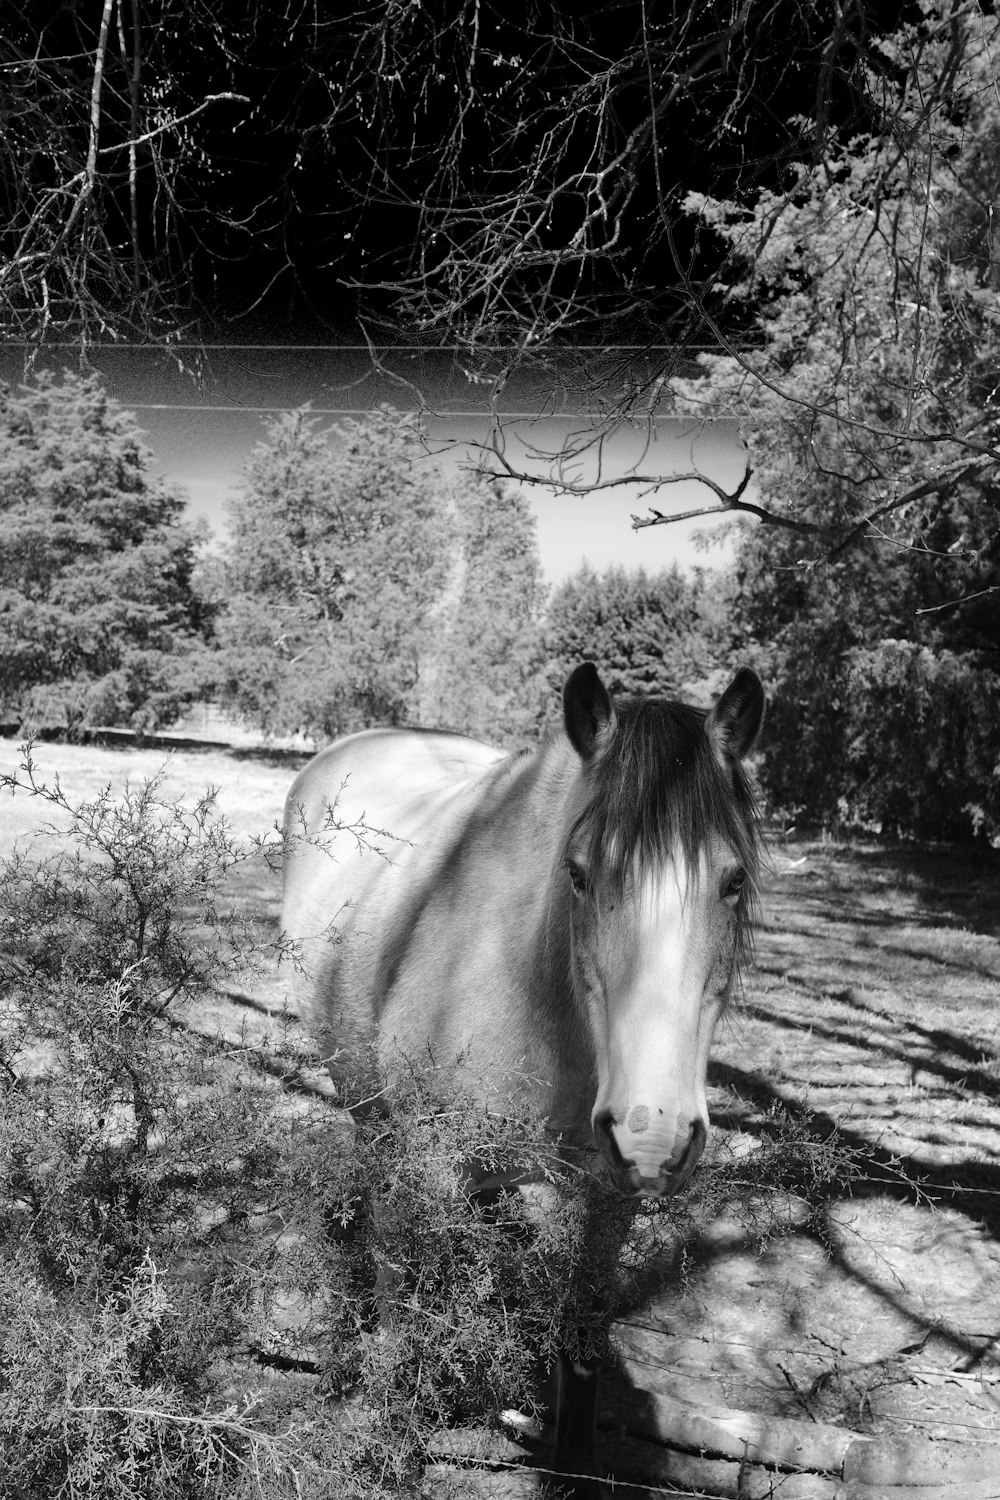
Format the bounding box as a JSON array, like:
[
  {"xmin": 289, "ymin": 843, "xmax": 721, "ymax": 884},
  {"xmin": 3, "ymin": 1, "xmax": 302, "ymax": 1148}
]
[{"xmin": 562, "ymin": 662, "xmax": 765, "ymax": 1198}]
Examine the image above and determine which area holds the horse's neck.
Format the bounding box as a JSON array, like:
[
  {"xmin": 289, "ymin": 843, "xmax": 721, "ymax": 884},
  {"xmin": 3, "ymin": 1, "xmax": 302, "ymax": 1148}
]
[
  {"xmin": 504, "ymin": 737, "xmax": 578, "ymax": 1001},
  {"xmin": 516, "ymin": 739, "xmax": 598, "ymax": 1134},
  {"xmin": 462, "ymin": 738, "xmax": 593, "ymax": 1140}
]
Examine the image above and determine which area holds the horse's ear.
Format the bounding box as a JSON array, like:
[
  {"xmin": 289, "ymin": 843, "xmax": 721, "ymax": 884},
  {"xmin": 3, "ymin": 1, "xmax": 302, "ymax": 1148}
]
[
  {"xmin": 564, "ymin": 662, "xmax": 614, "ymax": 761},
  {"xmin": 706, "ymin": 668, "xmax": 765, "ymax": 761}
]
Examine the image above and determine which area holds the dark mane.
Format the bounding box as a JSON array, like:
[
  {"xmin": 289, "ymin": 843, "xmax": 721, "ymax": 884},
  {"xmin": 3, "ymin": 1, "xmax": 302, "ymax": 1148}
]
[{"xmin": 572, "ymin": 695, "xmax": 764, "ymax": 964}]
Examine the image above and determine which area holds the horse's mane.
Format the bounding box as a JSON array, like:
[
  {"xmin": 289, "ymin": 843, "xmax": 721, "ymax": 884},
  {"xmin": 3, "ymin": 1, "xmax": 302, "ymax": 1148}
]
[{"xmin": 570, "ymin": 696, "xmax": 764, "ymax": 971}]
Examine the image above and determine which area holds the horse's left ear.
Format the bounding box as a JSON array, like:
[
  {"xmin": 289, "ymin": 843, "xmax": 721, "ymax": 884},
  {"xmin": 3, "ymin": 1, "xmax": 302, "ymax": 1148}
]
[
  {"xmin": 564, "ymin": 662, "xmax": 615, "ymax": 761},
  {"xmin": 705, "ymin": 668, "xmax": 765, "ymax": 761}
]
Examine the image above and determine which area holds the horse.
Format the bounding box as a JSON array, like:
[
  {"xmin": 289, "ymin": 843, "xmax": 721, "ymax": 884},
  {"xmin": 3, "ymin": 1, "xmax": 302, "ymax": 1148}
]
[{"xmin": 281, "ymin": 661, "xmax": 765, "ymax": 1490}]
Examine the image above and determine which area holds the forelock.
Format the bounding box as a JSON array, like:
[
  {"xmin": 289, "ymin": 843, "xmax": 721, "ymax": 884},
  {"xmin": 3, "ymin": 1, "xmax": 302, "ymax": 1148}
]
[{"xmin": 571, "ymin": 696, "xmax": 763, "ymax": 910}]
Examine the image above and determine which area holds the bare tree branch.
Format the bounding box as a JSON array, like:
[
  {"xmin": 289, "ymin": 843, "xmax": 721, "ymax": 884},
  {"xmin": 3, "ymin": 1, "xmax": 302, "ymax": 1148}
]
[
  {"xmin": 626, "ymin": 463, "xmax": 836, "ymax": 535},
  {"xmin": 316, "ymin": 1, "xmax": 1000, "ymax": 563},
  {"xmin": 0, "ymin": 4, "xmax": 252, "ymax": 349},
  {"xmin": 916, "ymin": 584, "xmax": 1000, "ymax": 615}
]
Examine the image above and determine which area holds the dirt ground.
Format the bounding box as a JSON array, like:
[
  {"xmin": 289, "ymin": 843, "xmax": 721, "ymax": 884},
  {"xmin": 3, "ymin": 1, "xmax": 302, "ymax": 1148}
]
[
  {"xmin": 231, "ymin": 813, "xmax": 1000, "ymax": 1491},
  {"xmin": 598, "ymin": 843, "xmax": 1000, "ymax": 1491}
]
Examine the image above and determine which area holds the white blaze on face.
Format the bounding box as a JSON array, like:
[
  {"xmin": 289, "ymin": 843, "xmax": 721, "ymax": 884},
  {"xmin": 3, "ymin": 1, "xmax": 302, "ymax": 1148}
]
[{"xmin": 582, "ymin": 850, "xmax": 736, "ymax": 1195}]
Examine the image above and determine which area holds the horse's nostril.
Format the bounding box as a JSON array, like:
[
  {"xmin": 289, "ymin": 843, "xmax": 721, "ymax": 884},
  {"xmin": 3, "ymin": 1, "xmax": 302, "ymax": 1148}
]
[
  {"xmin": 593, "ymin": 1108, "xmax": 614, "ymax": 1151},
  {"xmin": 671, "ymin": 1117, "xmax": 707, "ymax": 1177},
  {"xmin": 594, "ymin": 1109, "xmax": 633, "ymax": 1173}
]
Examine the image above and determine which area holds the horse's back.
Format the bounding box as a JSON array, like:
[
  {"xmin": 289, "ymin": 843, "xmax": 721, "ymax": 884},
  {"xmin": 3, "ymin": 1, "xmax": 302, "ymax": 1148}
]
[
  {"xmin": 282, "ymin": 727, "xmax": 510, "ymax": 1079},
  {"xmin": 286, "ymin": 727, "xmax": 505, "ymax": 832}
]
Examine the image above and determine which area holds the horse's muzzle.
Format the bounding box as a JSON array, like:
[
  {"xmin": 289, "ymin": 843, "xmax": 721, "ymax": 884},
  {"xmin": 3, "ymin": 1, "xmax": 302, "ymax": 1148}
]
[{"xmin": 593, "ymin": 1110, "xmax": 707, "ymax": 1197}]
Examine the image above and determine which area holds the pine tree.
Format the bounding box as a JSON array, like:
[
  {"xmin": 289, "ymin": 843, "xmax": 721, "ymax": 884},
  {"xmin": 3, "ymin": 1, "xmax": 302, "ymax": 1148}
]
[
  {"xmin": 0, "ymin": 371, "xmax": 208, "ymax": 732},
  {"xmin": 214, "ymin": 407, "xmax": 453, "ymax": 739},
  {"xmin": 430, "ymin": 477, "xmax": 547, "ymax": 746},
  {"xmin": 543, "ymin": 563, "xmax": 721, "ymax": 709}
]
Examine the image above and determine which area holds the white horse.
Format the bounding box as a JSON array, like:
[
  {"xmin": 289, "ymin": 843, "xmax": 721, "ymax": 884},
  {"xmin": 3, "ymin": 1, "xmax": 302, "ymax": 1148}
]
[{"xmin": 283, "ymin": 662, "xmax": 765, "ymax": 1487}]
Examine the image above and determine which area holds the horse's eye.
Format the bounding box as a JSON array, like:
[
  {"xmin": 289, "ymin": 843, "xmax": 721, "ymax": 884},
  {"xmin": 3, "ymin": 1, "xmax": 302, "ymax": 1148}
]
[
  {"xmin": 566, "ymin": 859, "xmax": 590, "ymax": 897},
  {"xmin": 722, "ymin": 866, "xmax": 747, "ymax": 902}
]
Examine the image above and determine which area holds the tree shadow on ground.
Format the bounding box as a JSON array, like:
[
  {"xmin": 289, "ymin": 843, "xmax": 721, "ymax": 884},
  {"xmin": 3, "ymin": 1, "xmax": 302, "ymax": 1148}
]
[
  {"xmin": 784, "ymin": 840, "xmax": 1000, "ymax": 938},
  {"xmin": 741, "ymin": 994, "xmax": 1000, "ymax": 1104},
  {"xmin": 591, "ymin": 1048, "xmax": 1000, "ymax": 1493},
  {"xmin": 709, "ymin": 1055, "xmax": 1000, "ymax": 1236}
]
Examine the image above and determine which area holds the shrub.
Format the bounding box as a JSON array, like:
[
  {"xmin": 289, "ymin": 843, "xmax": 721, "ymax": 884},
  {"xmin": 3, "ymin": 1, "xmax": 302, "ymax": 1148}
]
[
  {"xmin": 314, "ymin": 1073, "xmax": 629, "ymax": 1434},
  {"xmin": 0, "ymin": 747, "xmax": 317, "ymax": 1496}
]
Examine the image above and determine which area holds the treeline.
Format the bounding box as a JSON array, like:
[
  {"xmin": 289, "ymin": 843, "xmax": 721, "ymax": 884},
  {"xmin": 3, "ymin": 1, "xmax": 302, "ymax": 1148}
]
[
  {"xmin": 0, "ymin": 371, "xmax": 718, "ymax": 749},
  {"xmin": 4, "ymin": 370, "xmax": 1000, "ymax": 843}
]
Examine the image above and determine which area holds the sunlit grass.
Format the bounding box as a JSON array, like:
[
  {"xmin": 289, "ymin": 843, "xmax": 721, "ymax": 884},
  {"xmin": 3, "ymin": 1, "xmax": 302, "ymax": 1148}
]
[{"xmin": 0, "ymin": 736, "xmax": 290, "ymax": 856}]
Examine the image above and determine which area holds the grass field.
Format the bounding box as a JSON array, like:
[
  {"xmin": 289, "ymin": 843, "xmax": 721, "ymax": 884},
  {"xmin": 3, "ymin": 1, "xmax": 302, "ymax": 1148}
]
[
  {"xmin": 4, "ymin": 735, "xmax": 1000, "ymax": 1490},
  {"xmin": 0, "ymin": 735, "xmax": 293, "ymax": 852}
]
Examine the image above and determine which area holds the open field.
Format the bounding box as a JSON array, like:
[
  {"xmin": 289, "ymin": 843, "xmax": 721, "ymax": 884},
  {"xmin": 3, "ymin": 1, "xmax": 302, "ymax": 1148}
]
[
  {"xmin": 3, "ymin": 736, "xmax": 1000, "ymax": 1495},
  {"xmin": 0, "ymin": 735, "xmax": 294, "ymax": 854}
]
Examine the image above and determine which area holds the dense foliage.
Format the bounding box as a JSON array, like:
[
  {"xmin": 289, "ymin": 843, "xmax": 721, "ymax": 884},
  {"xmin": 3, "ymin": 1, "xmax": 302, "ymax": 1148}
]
[
  {"xmin": 0, "ymin": 372, "xmax": 209, "ymax": 733},
  {"xmin": 211, "ymin": 407, "xmax": 547, "ymax": 746},
  {"xmin": 672, "ymin": 1, "xmax": 1000, "ymax": 838},
  {"xmin": 8, "ymin": 359, "xmax": 1000, "ymax": 837},
  {"xmin": 209, "ymin": 407, "xmax": 453, "ymax": 739},
  {"xmin": 715, "ymin": 515, "xmax": 1000, "ymax": 838},
  {"xmin": 543, "ymin": 562, "xmax": 734, "ymax": 712},
  {"xmin": 431, "ymin": 474, "xmax": 548, "ymax": 743}
]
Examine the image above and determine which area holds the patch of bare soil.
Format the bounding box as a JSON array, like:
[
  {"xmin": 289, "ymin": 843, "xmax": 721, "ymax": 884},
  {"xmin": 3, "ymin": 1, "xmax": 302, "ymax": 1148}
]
[{"xmin": 596, "ymin": 843, "xmax": 1000, "ymax": 1496}]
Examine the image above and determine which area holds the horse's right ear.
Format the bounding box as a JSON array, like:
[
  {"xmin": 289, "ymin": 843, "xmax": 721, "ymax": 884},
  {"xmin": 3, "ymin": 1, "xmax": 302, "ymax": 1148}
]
[{"xmin": 564, "ymin": 662, "xmax": 614, "ymax": 761}]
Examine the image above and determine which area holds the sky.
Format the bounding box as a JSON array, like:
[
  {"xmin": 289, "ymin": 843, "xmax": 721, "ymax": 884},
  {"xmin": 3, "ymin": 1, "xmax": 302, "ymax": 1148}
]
[{"xmin": 7, "ymin": 344, "xmax": 751, "ymax": 583}]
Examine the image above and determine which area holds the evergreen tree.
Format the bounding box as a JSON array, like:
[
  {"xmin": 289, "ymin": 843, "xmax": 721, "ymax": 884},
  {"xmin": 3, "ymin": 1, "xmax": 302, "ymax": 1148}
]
[
  {"xmin": 543, "ymin": 563, "xmax": 723, "ymax": 710},
  {"xmin": 0, "ymin": 371, "xmax": 208, "ymax": 732},
  {"xmin": 671, "ymin": 1, "xmax": 1000, "ymax": 837},
  {"xmin": 431, "ymin": 477, "xmax": 547, "ymax": 746},
  {"xmin": 214, "ymin": 407, "xmax": 453, "ymax": 739}
]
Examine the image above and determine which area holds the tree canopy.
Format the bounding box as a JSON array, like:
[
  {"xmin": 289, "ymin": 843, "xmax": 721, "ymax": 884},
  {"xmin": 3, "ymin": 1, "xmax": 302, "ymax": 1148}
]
[
  {"xmin": 6, "ymin": 2, "xmax": 997, "ymax": 568},
  {"xmin": 7, "ymin": 1, "xmax": 1000, "ymax": 839},
  {"xmin": 669, "ymin": 1, "xmax": 1000, "ymax": 550},
  {"xmin": 431, "ymin": 477, "xmax": 548, "ymax": 744},
  {"xmin": 211, "ymin": 408, "xmax": 451, "ymax": 738},
  {"xmin": 544, "ymin": 563, "xmax": 729, "ymax": 708},
  {"xmin": 0, "ymin": 3, "xmax": 932, "ymax": 354},
  {"xmin": 0, "ymin": 371, "xmax": 208, "ymax": 732},
  {"xmin": 665, "ymin": 3, "xmax": 1000, "ymax": 838},
  {"xmin": 212, "ymin": 407, "xmax": 546, "ymax": 745}
]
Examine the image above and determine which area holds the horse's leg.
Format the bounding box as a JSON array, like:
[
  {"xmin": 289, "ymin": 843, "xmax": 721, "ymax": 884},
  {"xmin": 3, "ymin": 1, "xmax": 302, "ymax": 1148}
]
[
  {"xmin": 551, "ymin": 1352, "xmax": 603, "ymax": 1496},
  {"xmin": 547, "ymin": 1184, "xmax": 632, "ymax": 1499}
]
